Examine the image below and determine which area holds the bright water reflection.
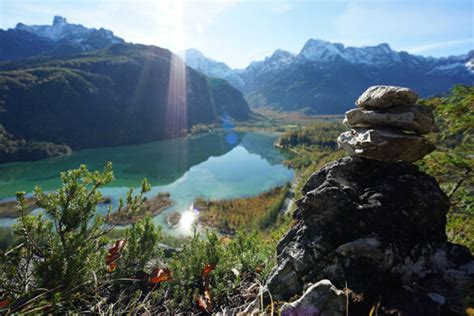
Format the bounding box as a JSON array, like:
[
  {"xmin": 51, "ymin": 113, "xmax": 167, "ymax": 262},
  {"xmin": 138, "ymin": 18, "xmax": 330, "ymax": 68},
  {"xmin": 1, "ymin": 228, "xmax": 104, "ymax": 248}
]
[{"xmin": 0, "ymin": 132, "xmax": 294, "ymax": 235}]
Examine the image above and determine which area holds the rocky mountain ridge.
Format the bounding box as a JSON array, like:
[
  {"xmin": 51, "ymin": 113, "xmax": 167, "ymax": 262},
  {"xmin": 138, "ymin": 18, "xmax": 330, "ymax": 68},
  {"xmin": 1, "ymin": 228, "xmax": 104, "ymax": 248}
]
[
  {"xmin": 0, "ymin": 16, "xmax": 124, "ymax": 60},
  {"xmin": 184, "ymin": 40, "xmax": 474, "ymax": 114}
]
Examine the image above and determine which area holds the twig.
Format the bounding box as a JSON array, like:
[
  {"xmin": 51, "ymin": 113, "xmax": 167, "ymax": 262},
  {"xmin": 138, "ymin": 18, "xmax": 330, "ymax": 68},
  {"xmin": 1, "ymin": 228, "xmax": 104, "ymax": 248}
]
[
  {"xmin": 448, "ymin": 169, "xmax": 470, "ymax": 199},
  {"xmin": 3, "ymin": 242, "xmax": 25, "ymax": 256},
  {"xmin": 7, "ymin": 286, "xmax": 61, "ymax": 314}
]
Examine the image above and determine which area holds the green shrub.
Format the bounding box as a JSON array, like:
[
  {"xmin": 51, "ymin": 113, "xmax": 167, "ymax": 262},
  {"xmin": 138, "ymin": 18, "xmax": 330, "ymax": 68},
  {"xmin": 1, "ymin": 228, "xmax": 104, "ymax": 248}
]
[
  {"xmin": 167, "ymin": 230, "xmax": 221, "ymax": 309},
  {"xmin": 115, "ymin": 216, "xmax": 163, "ymax": 278},
  {"xmin": 5, "ymin": 162, "xmax": 150, "ymax": 297}
]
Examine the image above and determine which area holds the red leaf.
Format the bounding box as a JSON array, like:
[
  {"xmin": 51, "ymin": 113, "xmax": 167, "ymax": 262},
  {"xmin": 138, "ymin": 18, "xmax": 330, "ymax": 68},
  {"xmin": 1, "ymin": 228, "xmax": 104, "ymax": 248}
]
[
  {"xmin": 202, "ymin": 263, "xmax": 216, "ymax": 277},
  {"xmin": 0, "ymin": 299, "xmax": 10, "ymax": 309},
  {"xmin": 107, "ymin": 261, "xmax": 117, "ymax": 273},
  {"xmin": 105, "ymin": 239, "xmax": 126, "ymax": 271},
  {"xmin": 150, "ymin": 268, "xmax": 172, "ymax": 283},
  {"xmin": 105, "ymin": 252, "xmax": 120, "ymax": 265}
]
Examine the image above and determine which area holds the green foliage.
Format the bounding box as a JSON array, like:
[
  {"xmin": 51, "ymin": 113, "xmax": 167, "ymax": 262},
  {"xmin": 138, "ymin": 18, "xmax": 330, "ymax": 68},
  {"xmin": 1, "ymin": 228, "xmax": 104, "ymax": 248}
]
[
  {"xmin": 0, "ymin": 45, "xmax": 250, "ymax": 151},
  {"xmin": 168, "ymin": 230, "xmax": 221, "ymax": 308},
  {"xmin": 196, "ymin": 185, "xmax": 289, "ymax": 233},
  {"xmin": 168, "ymin": 229, "xmax": 276, "ymax": 309},
  {"xmin": 417, "ymin": 85, "xmax": 473, "ymax": 251},
  {"xmin": 0, "ymin": 124, "xmax": 71, "ymax": 163},
  {"xmin": 6, "ymin": 163, "xmax": 150, "ymax": 294},
  {"xmin": 0, "ymin": 227, "xmax": 16, "ymax": 252},
  {"xmin": 0, "ymin": 162, "xmax": 282, "ymax": 313},
  {"xmin": 257, "ymin": 183, "xmax": 290, "ymax": 229},
  {"xmin": 115, "ymin": 216, "xmax": 163, "ymax": 277},
  {"xmin": 276, "ymin": 121, "xmax": 345, "ymax": 149},
  {"xmin": 189, "ymin": 123, "xmax": 217, "ymax": 135}
]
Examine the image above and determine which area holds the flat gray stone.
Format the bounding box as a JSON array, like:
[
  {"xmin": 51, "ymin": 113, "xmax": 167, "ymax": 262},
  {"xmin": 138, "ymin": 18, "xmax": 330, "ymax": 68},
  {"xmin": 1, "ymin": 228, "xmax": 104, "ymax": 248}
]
[
  {"xmin": 356, "ymin": 85, "xmax": 418, "ymax": 109},
  {"xmin": 343, "ymin": 105, "xmax": 435, "ymax": 134},
  {"xmin": 280, "ymin": 280, "xmax": 345, "ymax": 315},
  {"xmin": 337, "ymin": 128, "xmax": 435, "ymax": 162}
]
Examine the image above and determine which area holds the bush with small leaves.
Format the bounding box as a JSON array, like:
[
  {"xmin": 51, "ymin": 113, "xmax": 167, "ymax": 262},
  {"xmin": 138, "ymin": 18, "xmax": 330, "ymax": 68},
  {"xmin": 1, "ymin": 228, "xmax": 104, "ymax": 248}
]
[
  {"xmin": 114, "ymin": 216, "xmax": 163, "ymax": 278},
  {"xmin": 3, "ymin": 162, "xmax": 150, "ymax": 309}
]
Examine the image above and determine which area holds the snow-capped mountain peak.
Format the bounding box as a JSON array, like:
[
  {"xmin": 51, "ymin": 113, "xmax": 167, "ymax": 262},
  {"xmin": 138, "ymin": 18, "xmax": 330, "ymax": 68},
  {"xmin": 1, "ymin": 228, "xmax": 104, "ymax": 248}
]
[
  {"xmin": 180, "ymin": 40, "xmax": 473, "ymax": 106},
  {"xmin": 300, "ymin": 38, "xmax": 402, "ymax": 66},
  {"xmin": 182, "ymin": 48, "xmax": 245, "ymax": 90},
  {"xmin": 270, "ymin": 49, "xmax": 295, "ymax": 60},
  {"xmin": 14, "ymin": 16, "xmax": 123, "ymax": 44},
  {"xmin": 300, "ymin": 38, "xmax": 345, "ymax": 61}
]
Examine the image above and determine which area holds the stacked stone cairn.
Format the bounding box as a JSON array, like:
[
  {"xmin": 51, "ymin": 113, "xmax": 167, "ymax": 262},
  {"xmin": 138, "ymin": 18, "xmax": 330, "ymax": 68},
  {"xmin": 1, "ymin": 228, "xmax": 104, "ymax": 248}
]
[
  {"xmin": 238, "ymin": 85, "xmax": 473, "ymax": 315},
  {"xmin": 337, "ymin": 85, "xmax": 436, "ymax": 162}
]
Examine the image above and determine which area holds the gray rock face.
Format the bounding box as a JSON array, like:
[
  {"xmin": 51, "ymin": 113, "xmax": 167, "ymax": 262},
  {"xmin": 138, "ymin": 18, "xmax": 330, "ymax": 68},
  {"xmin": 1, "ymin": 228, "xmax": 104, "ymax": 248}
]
[
  {"xmin": 337, "ymin": 128, "xmax": 435, "ymax": 162},
  {"xmin": 266, "ymin": 157, "xmax": 473, "ymax": 314},
  {"xmin": 280, "ymin": 280, "xmax": 345, "ymax": 315},
  {"xmin": 356, "ymin": 85, "xmax": 418, "ymax": 109},
  {"xmin": 343, "ymin": 105, "xmax": 435, "ymax": 134}
]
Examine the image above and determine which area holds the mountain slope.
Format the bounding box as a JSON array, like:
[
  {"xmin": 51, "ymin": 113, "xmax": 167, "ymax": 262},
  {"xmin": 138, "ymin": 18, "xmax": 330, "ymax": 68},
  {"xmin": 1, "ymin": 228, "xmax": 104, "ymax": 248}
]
[
  {"xmin": 0, "ymin": 44, "xmax": 251, "ymax": 150},
  {"xmin": 184, "ymin": 41, "xmax": 474, "ymax": 114},
  {"xmin": 183, "ymin": 49, "xmax": 245, "ymax": 90},
  {"xmin": 0, "ymin": 16, "xmax": 124, "ymax": 61}
]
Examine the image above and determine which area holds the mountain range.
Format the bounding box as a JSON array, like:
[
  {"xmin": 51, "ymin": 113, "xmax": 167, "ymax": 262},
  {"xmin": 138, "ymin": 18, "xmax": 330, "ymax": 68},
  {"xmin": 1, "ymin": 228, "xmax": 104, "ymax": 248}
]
[
  {"xmin": 0, "ymin": 16, "xmax": 472, "ymax": 163},
  {"xmin": 0, "ymin": 16, "xmax": 124, "ymax": 61},
  {"xmin": 184, "ymin": 40, "xmax": 474, "ymax": 114},
  {"xmin": 0, "ymin": 17, "xmax": 251, "ymax": 162}
]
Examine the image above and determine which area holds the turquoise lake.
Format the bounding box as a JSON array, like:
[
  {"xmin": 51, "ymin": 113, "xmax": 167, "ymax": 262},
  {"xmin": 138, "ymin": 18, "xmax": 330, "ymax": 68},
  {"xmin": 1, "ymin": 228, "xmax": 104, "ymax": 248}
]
[{"xmin": 0, "ymin": 132, "xmax": 294, "ymax": 235}]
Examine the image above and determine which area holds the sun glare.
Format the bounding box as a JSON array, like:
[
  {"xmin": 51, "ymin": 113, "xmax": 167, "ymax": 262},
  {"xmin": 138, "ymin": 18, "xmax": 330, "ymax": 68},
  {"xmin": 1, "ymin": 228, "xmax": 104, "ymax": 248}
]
[
  {"xmin": 179, "ymin": 207, "xmax": 198, "ymax": 233},
  {"xmin": 165, "ymin": 0, "xmax": 187, "ymax": 138}
]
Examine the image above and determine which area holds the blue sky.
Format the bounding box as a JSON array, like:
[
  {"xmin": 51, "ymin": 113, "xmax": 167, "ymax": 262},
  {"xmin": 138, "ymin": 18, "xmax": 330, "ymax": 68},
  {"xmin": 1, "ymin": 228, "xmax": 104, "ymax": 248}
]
[{"xmin": 1, "ymin": 0, "xmax": 472, "ymax": 68}]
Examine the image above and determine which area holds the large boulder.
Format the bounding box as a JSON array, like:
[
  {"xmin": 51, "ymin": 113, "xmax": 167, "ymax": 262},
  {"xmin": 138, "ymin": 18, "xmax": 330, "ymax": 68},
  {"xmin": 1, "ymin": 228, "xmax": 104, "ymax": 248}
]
[
  {"xmin": 356, "ymin": 85, "xmax": 418, "ymax": 109},
  {"xmin": 343, "ymin": 105, "xmax": 435, "ymax": 134},
  {"xmin": 266, "ymin": 157, "xmax": 473, "ymax": 315},
  {"xmin": 337, "ymin": 128, "xmax": 435, "ymax": 162}
]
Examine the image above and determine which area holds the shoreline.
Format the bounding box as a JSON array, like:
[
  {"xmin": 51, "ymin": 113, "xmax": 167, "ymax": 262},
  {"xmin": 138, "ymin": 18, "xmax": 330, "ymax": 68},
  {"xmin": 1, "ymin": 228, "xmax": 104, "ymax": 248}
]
[{"xmin": 106, "ymin": 192, "xmax": 174, "ymax": 226}]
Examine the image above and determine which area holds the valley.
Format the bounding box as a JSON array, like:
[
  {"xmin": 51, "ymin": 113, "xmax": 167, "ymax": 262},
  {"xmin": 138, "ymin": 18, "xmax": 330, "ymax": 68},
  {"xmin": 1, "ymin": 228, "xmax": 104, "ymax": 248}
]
[{"xmin": 0, "ymin": 10, "xmax": 472, "ymax": 315}]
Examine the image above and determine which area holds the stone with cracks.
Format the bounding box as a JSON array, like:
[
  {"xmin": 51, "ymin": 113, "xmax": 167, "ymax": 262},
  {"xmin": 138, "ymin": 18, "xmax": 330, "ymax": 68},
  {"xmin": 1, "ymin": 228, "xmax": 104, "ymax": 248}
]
[
  {"xmin": 265, "ymin": 157, "xmax": 473, "ymax": 315},
  {"xmin": 343, "ymin": 105, "xmax": 435, "ymax": 134},
  {"xmin": 356, "ymin": 85, "xmax": 418, "ymax": 109},
  {"xmin": 337, "ymin": 128, "xmax": 435, "ymax": 162}
]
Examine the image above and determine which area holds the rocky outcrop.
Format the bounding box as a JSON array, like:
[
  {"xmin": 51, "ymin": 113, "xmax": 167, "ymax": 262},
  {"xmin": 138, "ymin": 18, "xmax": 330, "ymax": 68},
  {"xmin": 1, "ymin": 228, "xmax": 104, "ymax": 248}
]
[
  {"xmin": 338, "ymin": 85, "xmax": 436, "ymax": 162},
  {"xmin": 266, "ymin": 156, "xmax": 473, "ymax": 315}
]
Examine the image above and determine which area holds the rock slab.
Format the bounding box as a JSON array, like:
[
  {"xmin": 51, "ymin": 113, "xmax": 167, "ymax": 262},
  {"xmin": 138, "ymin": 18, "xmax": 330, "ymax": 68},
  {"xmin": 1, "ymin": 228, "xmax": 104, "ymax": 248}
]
[
  {"xmin": 266, "ymin": 157, "xmax": 473, "ymax": 314},
  {"xmin": 343, "ymin": 105, "xmax": 435, "ymax": 134},
  {"xmin": 337, "ymin": 128, "xmax": 435, "ymax": 162},
  {"xmin": 356, "ymin": 85, "xmax": 418, "ymax": 109}
]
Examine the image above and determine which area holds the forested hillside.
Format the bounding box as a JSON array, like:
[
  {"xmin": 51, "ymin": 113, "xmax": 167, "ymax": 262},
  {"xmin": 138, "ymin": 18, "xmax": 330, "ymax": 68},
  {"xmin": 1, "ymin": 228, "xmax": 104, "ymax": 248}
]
[{"xmin": 0, "ymin": 44, "xmax": 251, "ymax": 150}]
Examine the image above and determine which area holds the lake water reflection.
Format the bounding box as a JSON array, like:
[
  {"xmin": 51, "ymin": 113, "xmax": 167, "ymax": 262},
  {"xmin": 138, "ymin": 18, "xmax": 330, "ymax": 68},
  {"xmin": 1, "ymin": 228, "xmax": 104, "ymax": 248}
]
[{"xmin": 0, "ymin": 132, "xmax": 294, "ymax": 234}]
